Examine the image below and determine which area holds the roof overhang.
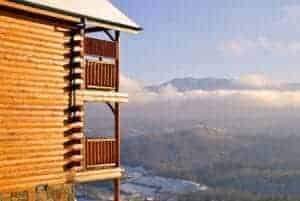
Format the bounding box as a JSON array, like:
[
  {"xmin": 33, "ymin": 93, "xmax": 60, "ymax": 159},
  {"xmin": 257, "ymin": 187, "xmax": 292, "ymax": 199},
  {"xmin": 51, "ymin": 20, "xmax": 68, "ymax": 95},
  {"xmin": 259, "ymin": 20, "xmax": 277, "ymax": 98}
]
[{"xmin": 0, "ymin": 0, "xmax": 142, "ymax": 34}]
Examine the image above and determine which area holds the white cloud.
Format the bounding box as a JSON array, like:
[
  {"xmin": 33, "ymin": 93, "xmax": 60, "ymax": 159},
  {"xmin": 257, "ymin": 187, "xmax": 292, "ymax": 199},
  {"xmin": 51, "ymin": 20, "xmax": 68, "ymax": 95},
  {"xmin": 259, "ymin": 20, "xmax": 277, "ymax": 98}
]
[
  {"xmin": 218, "ymin": 5, "xmax": 300, "ymax": 56},
  {"xmin": 218, "ymin": 37, "xmax": 300, "ymax": 56},
  {"xmin": 121, "ymin": 75, "xmax": 300, "ymax": 108},
  {"xmin": 120, "ymin": 74, "xmax": 144, "ymax": 93},
  {"xmin": 234, "ymin": 74, "xmax": 271, "ymax": 88}
]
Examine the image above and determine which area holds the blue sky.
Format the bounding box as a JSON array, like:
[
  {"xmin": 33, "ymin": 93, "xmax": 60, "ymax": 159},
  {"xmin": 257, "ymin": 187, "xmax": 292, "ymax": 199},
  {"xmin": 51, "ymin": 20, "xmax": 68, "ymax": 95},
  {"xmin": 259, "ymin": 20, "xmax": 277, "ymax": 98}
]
[{"xmin": 111, "ymin": 0, "xmax": 300, "ymax": 84}]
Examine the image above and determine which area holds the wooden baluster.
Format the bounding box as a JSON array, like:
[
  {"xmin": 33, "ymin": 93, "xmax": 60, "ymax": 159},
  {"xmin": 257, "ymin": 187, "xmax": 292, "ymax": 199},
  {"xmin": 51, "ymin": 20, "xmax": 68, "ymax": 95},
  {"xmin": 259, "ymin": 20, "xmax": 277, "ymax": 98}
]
[
  {"xmin": 93, "ymin": 141, "xmax": 96, "ymax": 166},
  {"xmin": 99, "ymin": 139, "xmax": 102, "ymax": 165}
]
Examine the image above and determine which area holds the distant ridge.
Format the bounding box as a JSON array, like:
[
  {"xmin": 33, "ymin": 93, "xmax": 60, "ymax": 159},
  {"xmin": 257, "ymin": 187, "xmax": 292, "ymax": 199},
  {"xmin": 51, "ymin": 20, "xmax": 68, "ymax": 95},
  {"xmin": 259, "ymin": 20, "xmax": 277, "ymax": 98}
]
[{"xmin": 146, "ymin": 77, "xmax": 300, "ymax": 92}]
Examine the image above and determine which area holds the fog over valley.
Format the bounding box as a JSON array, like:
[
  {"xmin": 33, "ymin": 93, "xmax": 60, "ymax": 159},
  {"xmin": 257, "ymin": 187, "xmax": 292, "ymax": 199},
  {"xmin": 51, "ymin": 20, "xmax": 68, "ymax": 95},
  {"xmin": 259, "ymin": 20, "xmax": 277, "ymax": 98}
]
[{"xmin": 86, "ymin": 74, "xmax": 300, "ymax": 138}]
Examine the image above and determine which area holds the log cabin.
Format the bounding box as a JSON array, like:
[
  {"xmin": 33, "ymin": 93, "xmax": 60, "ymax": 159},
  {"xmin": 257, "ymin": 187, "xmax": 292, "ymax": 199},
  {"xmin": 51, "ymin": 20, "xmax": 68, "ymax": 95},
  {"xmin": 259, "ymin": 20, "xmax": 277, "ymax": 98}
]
[{"xmin": 0, "ymin": 0, "xmax": 141, "ymax": 200}]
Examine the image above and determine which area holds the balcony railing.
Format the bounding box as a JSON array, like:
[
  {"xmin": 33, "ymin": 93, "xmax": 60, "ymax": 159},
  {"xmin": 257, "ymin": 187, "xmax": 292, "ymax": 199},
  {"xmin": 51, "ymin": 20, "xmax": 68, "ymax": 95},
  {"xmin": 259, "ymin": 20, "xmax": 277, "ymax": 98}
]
[
  {"xmin": 84, "ymin": 37, "xmax": 116, "ymax": 58},
  {"xmin": 85, "ymin": 61, "xmax": 117, "ymax": 90},
  {"xmin": 85, "ymin": 137, "xmax": 117, "ymax": 169},
  {"xmin": 84, "ymin": 37, "xmax": 118, "ymax": 90}
]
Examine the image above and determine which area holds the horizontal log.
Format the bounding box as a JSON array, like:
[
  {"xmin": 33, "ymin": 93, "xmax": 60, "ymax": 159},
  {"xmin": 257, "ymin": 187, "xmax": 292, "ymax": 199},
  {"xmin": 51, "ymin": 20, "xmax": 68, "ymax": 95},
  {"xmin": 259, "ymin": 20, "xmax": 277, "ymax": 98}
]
[
  {"xmin": 0, "ymin": 161, "xmax": 65, "ymax": 172},
  {"xmin": 0, "ymin": 85, "xmax": 67, "ymax": 94},
  {"xmin": 0, "ymin": 18, "xmax": 69, "ymax": 38},
  {"xmin": 0, "ymin": 133, "xmax": 69, "ymax": 141},
  {"xmin": 0, "ymin": 103, "xmax": 66, "ymax": 110},
  {"xmin": 0, "ymin": 122, "xmax": 63, "ymax": 129},
  {"xmin": 0, "ymin": 172, "xmax": 65, "ymax": 186},
  {"xmin": 0, "ymin": 59, "xmax": 70, "ymax": 76},
  {"xmin": 80, "ymin": 90, "xmax": 128, "ymax": 103},
  {"xmin": 0, "ymin": 156, "xmax": 64, "ymax": 168},
  {"xmin": 0, "ymin": 167, "xmax": 63, "ymax": 180},
  {"xmin": 1, "ymin": 138, "xmax": 65, "ymax": 146},
  {"xmin": 0, "ymin": 72, "xmax": 66, "ymax": 85},
  {"xmin": 0, "ymin": 52, "xmax": 69, "ymax": 66},
  {"xmin": 64, "ymin": 144, "xmax": 83, "ymax": 153},
  {"xmin": 0, "ymin": 127, "xmax": 66, "ymax": 134},
  {"xmin": 0, "ymin": 27, "xmax": 71, "ymax": 46},
  {"xmin": 0, "ymin": 11, "xmax": 71, "ymax": 32},
  {"xmin": 0, "ymin": 108, "xmax": 64, "ymax": 116},
  {"xmin": 73, "ymin": 168, "xmax": 122, "ymax": 183},
  {"xmin": 0, "ymin": 100, "xmax": 68, "ymax": 108},
  {"xmin": 0, "ymin": 38, "xmax": 69, "ymax": 56},
  {"xmin": 66, "ymin": 133, "xmax": 84, "ymax": 140},
  {"xmin": 64, "ymin": 155, "xmax": 83, "ymax": 164},
  {"xmin": 0, "ymin": 116, "xmax": 67, "ymax": 123},
  {"xmin": 0, "ymin": 149, "xmax": 64, "ymax": 160},
  {"xmin": 0, "ymin": 144, "xmax": 63, "ymax": 153},
  {"xmin": 0, "ymin": 76, "xmax": 67, "ymax": 89},
  {"xmin": 0, "ymin": 91, "xmax": 69, "ymax": 101},
  {"xmin": 0, "ymin": 47, "xmax": 66, "ymax": 61},
  {"xmin": 0, "ymin": 178, "xmax": 65, "ymax": 193}
]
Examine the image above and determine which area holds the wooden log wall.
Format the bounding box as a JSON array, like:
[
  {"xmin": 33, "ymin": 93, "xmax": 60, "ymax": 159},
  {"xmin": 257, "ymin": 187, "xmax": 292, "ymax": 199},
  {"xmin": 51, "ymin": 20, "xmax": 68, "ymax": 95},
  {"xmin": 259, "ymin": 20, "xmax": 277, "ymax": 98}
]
[{"xmin": 0, "ymin": 10, "xmax": 82, "ymax": 192}]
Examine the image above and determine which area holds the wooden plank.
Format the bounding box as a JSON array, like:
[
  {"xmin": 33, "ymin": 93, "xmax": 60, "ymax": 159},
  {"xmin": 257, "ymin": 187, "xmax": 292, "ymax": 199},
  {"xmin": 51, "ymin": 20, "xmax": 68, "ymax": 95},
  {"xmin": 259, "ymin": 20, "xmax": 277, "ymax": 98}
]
[
  {"xmin": 0, "ymin": 65, "xmax": 68, "ymax": 80},
  {"xmin": 0, "ymin": 47, "xmax": 67, "ymax": 61},
  {"xmin": 0, "ymin": 167, "xmax": 63, "ymax": 180},
  {"xmin": 0, "ymin": 1, "xmax": 80, "ymax": 24},
  {"xmin": 0, "ymin": 133, "xmax": 67, "ymax": 141},
  {"xmin": 0, "ymin": 156, "xmax": 64, "ymax": 168},
  {"xmin": 0, "ymin": 25, "xmax": 71, "ymax": 45},
  {"xmin": 84, "ymin": 37, "xmax": 116, "ymax": 58},
  {"xmin": 0, "ymin": 150, "xmax": 64, "ymax": 160},
  {"xmin": 0, "ymin": 10, "xmax": 72, "ymax": 32},
  {"xmin": 0, "ymin": 39, "xmax": 69, "ymax": 56},
  {"xmin": 0, "ymin": 178, "xmax": 65, "ymax": 193},
  {"xmin": 0, "ymin": 57, "xmax": 69, "ymax": 72},
  {"xmin": 81, "ymin": 90, "xmax": 128, "ymax": 103},
  {"xmin": 0, "ymin": 77, "xmax": 67, "ymax": 89},
  {"xmin": 0, "ymin": 161, "xmax": 65, "ymax": 172},
  {"xmin": 73, "ymin": 168, "xmax": 122, "ymax": 183},
  {"xmin": 0, "ymin": 173, "xmax": 65, "ymax": 186},
  {"xmin": 0, "ymin": 103, "xmax": 66, "ymax": 110},
  {"xmin": 0, "ymin": 51, "xmax": 69, "ymax": 66},
  {"xmin": 1, "ymin": 138, "xmax": 65, "ymax": 146}
]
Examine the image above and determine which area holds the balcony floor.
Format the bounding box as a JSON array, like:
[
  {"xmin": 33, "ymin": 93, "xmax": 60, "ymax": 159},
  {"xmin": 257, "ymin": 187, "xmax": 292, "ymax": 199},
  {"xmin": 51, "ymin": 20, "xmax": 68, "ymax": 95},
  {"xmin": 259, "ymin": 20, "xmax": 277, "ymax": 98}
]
[
  {"xmin": 79, "ymin": 90, "xmax": 128, "ymax": 103},
  {"xmin": 72, "ymin": 167, "xmax": 123, "ymax": 183}
]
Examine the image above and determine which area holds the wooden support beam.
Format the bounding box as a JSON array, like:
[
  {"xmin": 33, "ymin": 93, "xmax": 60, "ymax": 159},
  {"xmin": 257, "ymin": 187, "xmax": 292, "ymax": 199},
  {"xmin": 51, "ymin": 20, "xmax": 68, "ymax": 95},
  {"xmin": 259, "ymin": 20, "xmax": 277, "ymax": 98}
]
[
  {"xmin": 104, "ymin": 30, "xmax": 115, "ymax": 41},
  {"xmin": 85, "ymin": 26, "xmax": 107, "ymax": 33},
  {"xmin": 79, "ymin": 18, "xmax": 87, "ymax": 171},
  {"xmin": 106, "ymin": 102, "xmax": 115, "ymax": 114},
  {"xmin": 115, "ymin": 102, "xmax": 120, "ymax": 167},
  {"xmin": 115, "ymin": 31, "xmax": 120, "ymax": 91},
  {"xmin": 114, "ymin": 178, "xmax": 121, "ymax": 201}
]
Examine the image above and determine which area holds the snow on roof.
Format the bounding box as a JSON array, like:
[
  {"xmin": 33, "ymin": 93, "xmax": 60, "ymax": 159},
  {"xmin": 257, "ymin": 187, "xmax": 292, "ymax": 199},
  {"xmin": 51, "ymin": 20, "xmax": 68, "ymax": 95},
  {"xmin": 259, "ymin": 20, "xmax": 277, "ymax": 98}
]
[{"xmin": 15, "ymin": 0, "xmax": 141, "ymax": 32}]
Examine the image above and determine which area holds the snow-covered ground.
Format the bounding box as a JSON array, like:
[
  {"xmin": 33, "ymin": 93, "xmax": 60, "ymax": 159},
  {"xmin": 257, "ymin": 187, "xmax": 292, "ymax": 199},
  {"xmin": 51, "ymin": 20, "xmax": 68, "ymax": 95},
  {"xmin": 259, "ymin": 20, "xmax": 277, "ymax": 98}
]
[
  {"xmin": 76, "ymin": 166, "xmax": 208, "ymax": 201},
  {"xmin": 123, "ymin": 166, "xmax": 208, "ymax": 197}
]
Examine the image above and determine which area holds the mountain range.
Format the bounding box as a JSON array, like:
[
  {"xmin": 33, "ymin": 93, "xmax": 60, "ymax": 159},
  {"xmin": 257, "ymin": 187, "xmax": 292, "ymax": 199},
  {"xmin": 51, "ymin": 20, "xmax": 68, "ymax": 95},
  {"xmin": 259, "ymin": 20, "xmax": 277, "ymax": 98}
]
[{"xmin": 146, "ymin": 77, "xmax": 300, "ymax": 92}]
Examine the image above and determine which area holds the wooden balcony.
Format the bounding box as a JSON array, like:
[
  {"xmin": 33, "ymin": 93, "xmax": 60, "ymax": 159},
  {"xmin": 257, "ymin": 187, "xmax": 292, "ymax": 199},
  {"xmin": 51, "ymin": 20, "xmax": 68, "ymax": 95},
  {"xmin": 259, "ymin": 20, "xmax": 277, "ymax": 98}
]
[
  {"xmin": 80, "ymin": 37, "xmax": 128, "ymax": 103},
  {"xmin": 84, "ymin": 37, "xmax": 117, "ymax": 58},
  {"xmin": 85, "ymin": 137, "xmax": 117, "ymax": 169},
  {"xmin": 70, "ymin": 137, "xmax": 121, "ymax": 183},
  {"xmin": 84, "ymin": 37, "xmax": 118, "ymax": 91},
  {"xmin": 85, "ymin": 60, "xmax": 117, "ymax": 90}
]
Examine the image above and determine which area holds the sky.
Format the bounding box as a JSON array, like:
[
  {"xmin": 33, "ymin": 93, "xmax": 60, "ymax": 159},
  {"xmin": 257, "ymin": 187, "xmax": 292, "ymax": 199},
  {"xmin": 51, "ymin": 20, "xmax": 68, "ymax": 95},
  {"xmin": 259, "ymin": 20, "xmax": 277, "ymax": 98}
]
[{"xmin": 111, "ymin": 0, "xmax": 300, "ymax": 84}]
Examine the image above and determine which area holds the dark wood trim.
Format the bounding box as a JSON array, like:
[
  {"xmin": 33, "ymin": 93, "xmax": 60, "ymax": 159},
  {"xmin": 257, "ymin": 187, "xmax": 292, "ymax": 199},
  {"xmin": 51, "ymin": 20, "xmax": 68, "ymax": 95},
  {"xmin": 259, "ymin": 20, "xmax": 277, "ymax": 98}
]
[
  {"xmin": 115, "ymin": 31, "xmax": 120, "ymax": 91},
  {"xmin": 114, "ymin": 178, "xmax": 121, "ymax": 201},
  {"xmin": 85, "ymin": 26, "xmax": 107, "ymax": 33},
  {"xmin": 104, "ymin": 30, "xmax": 115, "ymax": 41},
  {"xmin": 79, "ymin": 17, "xmax": 87, "ymax": 171}
]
